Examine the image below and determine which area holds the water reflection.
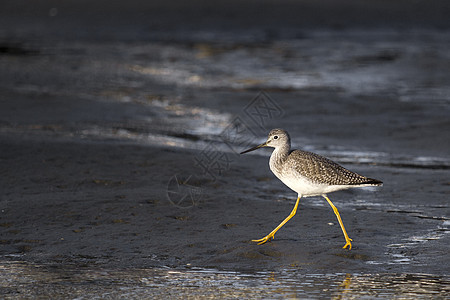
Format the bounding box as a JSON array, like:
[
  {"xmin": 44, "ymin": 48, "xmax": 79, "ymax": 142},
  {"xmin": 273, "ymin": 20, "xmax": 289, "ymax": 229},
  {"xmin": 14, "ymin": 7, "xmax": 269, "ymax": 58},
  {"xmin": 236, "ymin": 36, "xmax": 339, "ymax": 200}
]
[
  {"xmin": 332, "ymin": 273, "xmax": 352, "ymax": 300},
  {"xmin": 0, "ymin": 261, "xmax": 448, "ymax": 299}
]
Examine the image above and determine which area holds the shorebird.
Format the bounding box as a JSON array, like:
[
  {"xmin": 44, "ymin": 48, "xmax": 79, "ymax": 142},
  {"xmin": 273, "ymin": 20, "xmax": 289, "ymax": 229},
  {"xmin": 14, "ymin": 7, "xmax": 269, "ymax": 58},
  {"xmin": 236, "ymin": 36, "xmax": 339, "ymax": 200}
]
[{"xmin": 240, "ymin": 129, "xmax": 382, "ymax": 249}]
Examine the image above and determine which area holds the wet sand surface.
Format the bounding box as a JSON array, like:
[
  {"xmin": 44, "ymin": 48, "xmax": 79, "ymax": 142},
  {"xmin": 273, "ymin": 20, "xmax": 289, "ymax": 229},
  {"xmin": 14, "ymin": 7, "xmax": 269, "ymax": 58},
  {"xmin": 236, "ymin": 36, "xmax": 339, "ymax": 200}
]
[{"xmin": 1, "ymin": 0, "xmax": 450, "ymax": 298}]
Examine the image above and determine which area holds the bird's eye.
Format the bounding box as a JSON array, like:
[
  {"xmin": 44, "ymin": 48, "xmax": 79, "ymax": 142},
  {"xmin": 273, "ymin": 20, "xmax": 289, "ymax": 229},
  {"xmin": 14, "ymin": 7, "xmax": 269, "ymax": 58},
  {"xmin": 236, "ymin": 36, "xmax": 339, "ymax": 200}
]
[{"xmin": 273, "ymin": 136, "xmax": 278, "ymax": 140}]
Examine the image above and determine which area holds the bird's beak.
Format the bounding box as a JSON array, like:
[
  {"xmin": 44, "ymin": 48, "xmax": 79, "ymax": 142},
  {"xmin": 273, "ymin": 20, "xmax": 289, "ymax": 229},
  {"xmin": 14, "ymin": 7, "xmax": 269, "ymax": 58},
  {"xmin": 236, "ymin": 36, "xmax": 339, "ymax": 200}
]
[{"xmin": 240, "ymin": 142, "xmax": 267, "ymax": 154}]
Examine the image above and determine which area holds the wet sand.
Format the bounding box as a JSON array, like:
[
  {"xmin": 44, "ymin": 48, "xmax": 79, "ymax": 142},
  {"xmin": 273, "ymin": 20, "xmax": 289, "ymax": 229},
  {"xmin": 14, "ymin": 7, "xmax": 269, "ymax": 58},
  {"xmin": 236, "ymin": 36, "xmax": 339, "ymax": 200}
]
[
  {"xmin": 0, "ymin": 131, "xmax": 448, "ymax": 273},
  {"xmin": 1, "ymin": 0, "xmax": 450, "ymax": 297}
]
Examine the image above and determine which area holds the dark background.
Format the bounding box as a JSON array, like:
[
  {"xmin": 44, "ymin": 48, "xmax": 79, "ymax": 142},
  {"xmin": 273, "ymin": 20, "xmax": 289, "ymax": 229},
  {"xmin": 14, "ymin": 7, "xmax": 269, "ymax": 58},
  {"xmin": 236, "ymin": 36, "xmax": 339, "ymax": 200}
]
[{"xmin": 0, "ymin": 1, "xmax": 449, "ymax": 297}]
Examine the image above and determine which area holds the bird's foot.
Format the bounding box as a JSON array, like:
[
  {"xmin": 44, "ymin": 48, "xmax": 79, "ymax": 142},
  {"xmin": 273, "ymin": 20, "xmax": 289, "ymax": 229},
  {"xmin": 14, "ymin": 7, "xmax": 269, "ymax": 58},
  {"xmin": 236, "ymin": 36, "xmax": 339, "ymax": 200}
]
[
  {"xmin": 342, "ymin": 238, "xmax": 353, "ymax": 250},
  {"xmin": 252, "ymin": 234, "xmax": 275, "ymax": 245}
]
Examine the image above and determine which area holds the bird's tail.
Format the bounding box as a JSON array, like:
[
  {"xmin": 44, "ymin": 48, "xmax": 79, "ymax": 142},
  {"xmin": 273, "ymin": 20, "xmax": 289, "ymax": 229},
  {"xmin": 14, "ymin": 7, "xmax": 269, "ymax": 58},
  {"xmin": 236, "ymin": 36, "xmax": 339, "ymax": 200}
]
[{"xmin": 364, "ymin": 178, "xmax": 383, "ymax": 186}]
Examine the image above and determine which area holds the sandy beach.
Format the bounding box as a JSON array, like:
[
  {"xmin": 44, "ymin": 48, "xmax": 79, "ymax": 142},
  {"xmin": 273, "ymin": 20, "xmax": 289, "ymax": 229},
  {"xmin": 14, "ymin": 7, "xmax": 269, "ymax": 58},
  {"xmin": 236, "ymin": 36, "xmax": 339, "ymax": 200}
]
[{"xmin": 1, "ymin": 0, "xmax": 449, "ymax": 298}]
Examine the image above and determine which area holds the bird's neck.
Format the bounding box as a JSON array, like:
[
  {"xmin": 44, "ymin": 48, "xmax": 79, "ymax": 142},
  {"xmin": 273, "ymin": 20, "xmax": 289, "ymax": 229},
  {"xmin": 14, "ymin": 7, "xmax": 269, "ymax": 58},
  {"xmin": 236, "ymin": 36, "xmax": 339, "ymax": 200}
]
[{"xmin": 269, "ymin": 145, "xmax": 290, "ymax": 175}]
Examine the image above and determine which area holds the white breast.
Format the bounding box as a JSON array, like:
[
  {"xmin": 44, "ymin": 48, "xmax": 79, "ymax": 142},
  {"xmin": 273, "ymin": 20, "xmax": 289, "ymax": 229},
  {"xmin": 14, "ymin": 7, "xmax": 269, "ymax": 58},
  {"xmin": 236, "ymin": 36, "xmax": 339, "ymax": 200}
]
[{"xmin": 275, "ymin": 172, "xmax": 356, "ymax": 197}]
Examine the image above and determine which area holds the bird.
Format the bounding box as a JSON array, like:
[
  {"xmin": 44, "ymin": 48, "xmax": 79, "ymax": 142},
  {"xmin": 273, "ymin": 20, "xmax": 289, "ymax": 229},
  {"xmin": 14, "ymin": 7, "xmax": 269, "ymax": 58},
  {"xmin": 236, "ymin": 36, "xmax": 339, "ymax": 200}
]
[{"xmin": 240, "ymin": 128, "xmax": 382, "ymax": 250}]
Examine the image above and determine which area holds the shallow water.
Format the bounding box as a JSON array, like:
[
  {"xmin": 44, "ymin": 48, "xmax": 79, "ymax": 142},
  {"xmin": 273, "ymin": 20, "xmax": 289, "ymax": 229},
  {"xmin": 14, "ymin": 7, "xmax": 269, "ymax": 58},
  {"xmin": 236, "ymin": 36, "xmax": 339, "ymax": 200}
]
[
  {"xmin": 1, "ymin": 2, "xmax": 450, "ymax": 297},
  {"xmin": 1, "ymin": 261, "xmax": 448, "ymax": 299}
]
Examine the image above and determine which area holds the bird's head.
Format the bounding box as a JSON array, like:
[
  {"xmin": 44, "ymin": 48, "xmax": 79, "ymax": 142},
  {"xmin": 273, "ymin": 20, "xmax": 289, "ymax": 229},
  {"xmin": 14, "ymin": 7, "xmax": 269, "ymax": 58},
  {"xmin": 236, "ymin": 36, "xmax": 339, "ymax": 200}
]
[{"xmin": 240, "ymin": 128, "xmax": 290, "ymax": 154}]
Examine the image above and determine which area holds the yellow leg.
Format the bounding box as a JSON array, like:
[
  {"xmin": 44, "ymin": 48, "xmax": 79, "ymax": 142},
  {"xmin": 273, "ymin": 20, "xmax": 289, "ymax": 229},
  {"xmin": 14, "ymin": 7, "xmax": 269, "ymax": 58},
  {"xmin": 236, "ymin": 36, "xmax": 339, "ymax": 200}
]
[
  {"xmin": 252, "ymin": 196, "xmax": 301, "ymax": 245},
  {"xmin": 323, "ymin": 195, "xmax": 353, "ymax": 250}
]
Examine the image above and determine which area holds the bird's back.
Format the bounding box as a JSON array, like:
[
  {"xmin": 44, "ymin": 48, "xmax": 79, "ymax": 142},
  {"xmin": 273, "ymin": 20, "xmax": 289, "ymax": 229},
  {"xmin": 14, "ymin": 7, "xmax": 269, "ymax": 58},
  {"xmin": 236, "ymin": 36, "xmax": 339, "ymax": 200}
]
[{"xmin": 282, "ymin": 150, "xmax": 382, "ymax": 186}]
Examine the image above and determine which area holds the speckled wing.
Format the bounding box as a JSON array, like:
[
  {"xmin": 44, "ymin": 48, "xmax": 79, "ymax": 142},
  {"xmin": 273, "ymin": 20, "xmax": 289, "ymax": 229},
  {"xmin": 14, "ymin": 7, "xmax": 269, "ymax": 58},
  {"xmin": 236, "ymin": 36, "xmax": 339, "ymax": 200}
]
[{"xmin": 284, "ymin": 150, "xmax": 381, "ymax": 186}]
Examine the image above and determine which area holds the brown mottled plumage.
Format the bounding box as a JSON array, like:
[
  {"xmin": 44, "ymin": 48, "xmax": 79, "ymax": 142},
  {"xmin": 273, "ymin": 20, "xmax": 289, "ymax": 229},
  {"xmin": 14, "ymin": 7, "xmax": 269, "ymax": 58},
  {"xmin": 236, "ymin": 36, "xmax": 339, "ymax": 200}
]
[{"xmin": 282, "ymin": 149, "xmax": 381, "ymax": 186}]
